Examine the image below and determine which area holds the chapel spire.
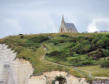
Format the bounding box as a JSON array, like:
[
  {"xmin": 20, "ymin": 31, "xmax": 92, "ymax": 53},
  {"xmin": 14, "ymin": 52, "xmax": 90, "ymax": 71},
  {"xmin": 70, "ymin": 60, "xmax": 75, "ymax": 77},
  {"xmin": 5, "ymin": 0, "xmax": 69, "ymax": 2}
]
[{"xmin": 61, "ymin": 15, "xmax": 65, "ymax": 24}]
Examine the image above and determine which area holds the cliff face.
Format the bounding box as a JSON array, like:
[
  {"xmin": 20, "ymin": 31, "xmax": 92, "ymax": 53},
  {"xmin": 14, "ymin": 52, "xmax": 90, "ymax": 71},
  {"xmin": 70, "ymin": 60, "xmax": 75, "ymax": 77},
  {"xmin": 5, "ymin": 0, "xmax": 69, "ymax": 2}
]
[
  {"xmin": 0, "ymin": 44, "xmax": 109, "ymax": 84},
  {"xmin": 0, "ymin": 44, "xmax": 16, "ymax": 84},
  {"xmin": 12, "ymin": 59, "xmax": 33, "ymax": 84},
  {"xmin": 0, "ymin": 44, "xmax": 33, "ymax": 84},
  {"xmin": 0, "ymin": 44, "xmax": 89, "ymax": 84},
  {"xmin": 28, "ymin": 71, "xmax": 89, "ymax": 84}
]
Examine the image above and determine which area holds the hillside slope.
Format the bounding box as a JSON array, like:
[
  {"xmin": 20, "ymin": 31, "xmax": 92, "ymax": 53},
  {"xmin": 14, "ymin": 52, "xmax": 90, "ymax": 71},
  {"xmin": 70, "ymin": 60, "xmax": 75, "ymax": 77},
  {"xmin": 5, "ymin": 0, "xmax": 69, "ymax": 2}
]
[{"xmin": 0, "ymin": 33, "xmax": 109, "ymax": 78}]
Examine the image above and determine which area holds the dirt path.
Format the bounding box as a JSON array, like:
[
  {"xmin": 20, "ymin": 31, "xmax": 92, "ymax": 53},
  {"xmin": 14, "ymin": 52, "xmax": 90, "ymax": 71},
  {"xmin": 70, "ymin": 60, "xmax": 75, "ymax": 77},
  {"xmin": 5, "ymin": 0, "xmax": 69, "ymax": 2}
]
[{"xmin": 41, "ymin": 45, "xmax": 92, "ymax": 78}]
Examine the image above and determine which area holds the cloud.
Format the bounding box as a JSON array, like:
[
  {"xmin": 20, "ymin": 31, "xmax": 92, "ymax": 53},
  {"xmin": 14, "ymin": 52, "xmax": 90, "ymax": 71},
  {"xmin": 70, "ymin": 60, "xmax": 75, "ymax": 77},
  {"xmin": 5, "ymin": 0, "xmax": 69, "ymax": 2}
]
[
  {"xmin": 3, "ymin": 18, "xmax": 22, "ymax": 30},
  {"xmin": 88, "ymin": 18, "xmax": 109, "ymax": 32},
  {"xmin": 0, "ymin": 18, "xmax": 22, "ymax": 38},
  {"xmin": 87, "ymin": 21, "xmax": 99, "ymax": 32},
  {"xmin": 0, "ymin": 0, "xmax": 109, "ymax": 38},
  {"xmin": 16, "ymin": 12, "xmax": 57, "ymax": 34}
]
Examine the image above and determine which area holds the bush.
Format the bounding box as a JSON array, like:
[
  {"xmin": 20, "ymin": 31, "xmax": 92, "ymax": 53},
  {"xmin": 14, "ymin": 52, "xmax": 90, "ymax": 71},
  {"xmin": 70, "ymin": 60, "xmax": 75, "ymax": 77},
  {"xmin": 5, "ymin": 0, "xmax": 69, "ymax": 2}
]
[
  {"xmin": 69, "ymin": 55, "xmax": 94, "ymax": 66},
  {"xmin": 101, "ymin": 61, "xmax": 109, "ymax": 68},
  {"xmin": 96, "ymin": 36, "xmax": 109, "ymax": 48},
  {"xmin": 19, "ymin": 34, "xmax": 24, "ymax": 39},
  {"xmin": 88, "ymin": 49, "xmax": 103, "ymax": 60},
  {"xmin": 29, "ymin": 35, "xmax": 49, "ymax": 43},
  {"xmin": 91, "ymin": 34, "xmax": 102, "ymax": 49},
  {"xmin": 60, "ymin": 34, "xmax": 69, "ymax": 37},
  {"xmin": 47, "ymin": 51, "xmax": 61, "ymax": 57},
  {"xmin": 102, "ymin": 49, "xmax": 109, "ymax": 57},
  {"xmin": 46, "ymin": 50, "xmax": 70, "ymax": 61},
  {"xmin": 72, "ymin": 40, "xmax": 91, "ymax": 54},
  {"xmin": 23, "ymin": 35, "xmax": 49, "ymax": 48}
]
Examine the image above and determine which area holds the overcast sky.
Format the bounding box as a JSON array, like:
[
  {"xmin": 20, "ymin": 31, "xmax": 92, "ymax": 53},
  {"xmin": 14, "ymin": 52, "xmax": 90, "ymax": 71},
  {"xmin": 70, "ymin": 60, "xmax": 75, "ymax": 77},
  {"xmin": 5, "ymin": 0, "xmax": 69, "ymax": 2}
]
[{"xmin": 0, "ymin": 0, "xmax": 109, "ymax": 38}]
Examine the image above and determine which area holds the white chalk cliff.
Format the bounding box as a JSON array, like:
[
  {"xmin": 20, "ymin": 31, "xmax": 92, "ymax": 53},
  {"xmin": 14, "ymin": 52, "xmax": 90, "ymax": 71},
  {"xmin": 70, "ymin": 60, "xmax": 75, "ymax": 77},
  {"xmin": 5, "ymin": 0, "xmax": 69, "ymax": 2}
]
[
  {"xmin": 0, "ymin": 44, "xmax": 89, "ymax": 84},
  {"xmin": 0, "ymin": 44, "xmax": 33, "ymax": 84}
]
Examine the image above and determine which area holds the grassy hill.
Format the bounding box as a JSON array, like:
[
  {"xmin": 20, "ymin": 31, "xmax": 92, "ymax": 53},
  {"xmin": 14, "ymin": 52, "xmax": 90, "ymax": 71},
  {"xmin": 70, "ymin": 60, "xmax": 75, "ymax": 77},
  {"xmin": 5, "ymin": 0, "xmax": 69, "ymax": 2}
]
[{"xmin": 0, "ymin": 33, "xmax": 109, "ymax": 78}]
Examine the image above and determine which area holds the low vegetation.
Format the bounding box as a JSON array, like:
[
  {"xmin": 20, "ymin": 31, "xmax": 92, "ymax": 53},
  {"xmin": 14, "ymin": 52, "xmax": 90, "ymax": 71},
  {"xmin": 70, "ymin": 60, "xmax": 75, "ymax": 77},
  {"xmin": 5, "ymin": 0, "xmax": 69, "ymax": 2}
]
[
  {"xmin": 45, "ymin": 33, "xmax": 109, "ymax": 67},
  {"xmin": 0, "ymin": 33, "xmax": 109, "ymax": 77}
]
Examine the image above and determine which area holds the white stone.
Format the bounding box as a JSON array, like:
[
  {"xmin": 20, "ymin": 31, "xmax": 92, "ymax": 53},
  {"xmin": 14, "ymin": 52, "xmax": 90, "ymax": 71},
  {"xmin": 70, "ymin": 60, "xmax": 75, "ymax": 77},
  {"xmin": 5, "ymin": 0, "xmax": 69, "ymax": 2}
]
[
  {"xmin": 0, "ymin": 44, "xmax": 33, "ymax": 84},
  {"xmin": 55, "ymin": 81, "xmax": 59, "ymax": 84}
]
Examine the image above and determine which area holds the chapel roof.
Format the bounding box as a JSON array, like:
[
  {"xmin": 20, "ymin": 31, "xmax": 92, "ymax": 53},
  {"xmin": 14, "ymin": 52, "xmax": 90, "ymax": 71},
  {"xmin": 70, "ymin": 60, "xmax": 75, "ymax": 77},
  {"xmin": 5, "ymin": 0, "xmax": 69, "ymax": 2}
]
[{"xmin": 65, "ymin": 23, "xmax": 78, "ymax": 32}]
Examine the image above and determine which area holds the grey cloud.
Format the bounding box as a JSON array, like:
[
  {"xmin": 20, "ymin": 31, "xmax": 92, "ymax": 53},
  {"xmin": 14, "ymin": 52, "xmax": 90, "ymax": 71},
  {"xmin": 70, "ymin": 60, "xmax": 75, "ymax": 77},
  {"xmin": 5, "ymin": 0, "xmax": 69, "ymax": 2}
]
[{"xmin": 0, "ymin": 0, "xmax": 109, "ymax": 38}]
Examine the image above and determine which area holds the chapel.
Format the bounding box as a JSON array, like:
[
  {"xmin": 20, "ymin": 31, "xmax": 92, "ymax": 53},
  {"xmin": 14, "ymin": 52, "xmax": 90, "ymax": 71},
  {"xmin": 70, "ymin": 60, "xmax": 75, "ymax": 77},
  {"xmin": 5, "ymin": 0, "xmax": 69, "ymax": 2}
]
[{"xmin": 59, "ymin": 16, "xmax": 78, "ymax": 33}]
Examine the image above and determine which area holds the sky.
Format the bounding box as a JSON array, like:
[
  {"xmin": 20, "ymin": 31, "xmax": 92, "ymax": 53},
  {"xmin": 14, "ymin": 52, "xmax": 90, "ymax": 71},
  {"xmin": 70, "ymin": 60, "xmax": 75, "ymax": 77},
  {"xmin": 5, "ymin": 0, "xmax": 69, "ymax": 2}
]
[{"xmin": 0, "ymin": 0, "xmax": 109, "ymax": 38}]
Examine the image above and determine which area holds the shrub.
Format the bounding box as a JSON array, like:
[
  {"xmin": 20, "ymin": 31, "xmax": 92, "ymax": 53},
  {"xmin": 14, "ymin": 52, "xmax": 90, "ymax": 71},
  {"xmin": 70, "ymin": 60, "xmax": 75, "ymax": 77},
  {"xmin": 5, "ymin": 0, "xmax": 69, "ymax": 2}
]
[
  {"xmin": 46, "ymin": 50, "xmax": 70, "ymax": 61},
  {"xmin": 72, "ymin": 40, "xmax": 91, "ymax": 54},
  {"xmin": 60, "ymin": 34, "xmax": 69, "ymax": 37},
  {"xmin": 101, "ymin": 61, "xmax": 109, "ymax": 68},
  {"xmin": 91, "ymin": 34, "xmax": 102, "ymax": 49},
  {"xmin": 69, "ymin": 55, "xmax": 94, "ymax": 66},
  {"xmin": 88, "ymin": 49, "xmax": 103, "ymax": 60},
  {"xmin": 47, "ymin": 51, "xmax": 61, "ymax": 57},
  {"xmin": 29, "ymin": 35, "xmax": 49, "ymax": 43},
  {"xmin": 19, "ymin": 34, "xmax": 24, "ymax": 39},
  {"xmin": 96, "ymin": 36, "xmax": 109, "ymax": 48},
  {"xmin": 102, "ymin": 49, "xmax": 109, "ymax": 57}
]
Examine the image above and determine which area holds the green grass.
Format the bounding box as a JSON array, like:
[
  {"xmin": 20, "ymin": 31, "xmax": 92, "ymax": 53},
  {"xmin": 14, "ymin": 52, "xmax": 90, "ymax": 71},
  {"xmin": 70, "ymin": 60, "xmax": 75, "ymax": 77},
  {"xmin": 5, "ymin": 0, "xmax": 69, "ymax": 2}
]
[
  {"xmin": 0, "ymin": 33, "xmax": 109, "ymax": 78},
  {"xmin": 78, "ymin": 65, "xmax": 109, "ymax": 77}
]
